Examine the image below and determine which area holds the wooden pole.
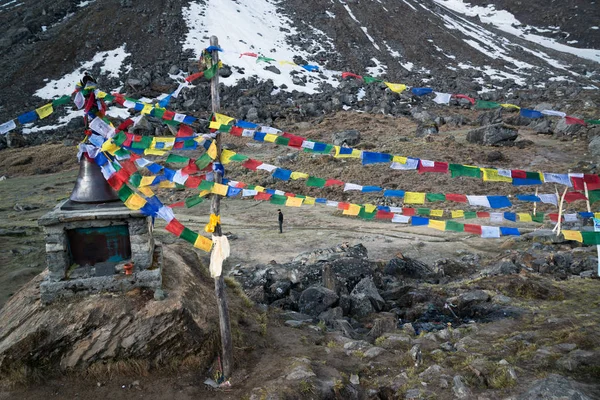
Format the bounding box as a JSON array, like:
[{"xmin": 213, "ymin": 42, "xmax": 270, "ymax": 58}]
[
  {"xmin": 533, "ymin": 188, "xmax": 538, "ymax": 216},
  {"xmin": 209, "ymin": 35, "xmax": 233, "ymax": 380},
  {"xmin": 553, "ymin": 186, "xmax": 568, "ymax": 235}
]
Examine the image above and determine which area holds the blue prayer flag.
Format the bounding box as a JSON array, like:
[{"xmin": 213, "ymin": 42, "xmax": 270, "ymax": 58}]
[
  {"xmin": 362, "ymin": 186, "xmax": 383, "ymax": 193},
  {"xmin": 134, "ymin": 103, "xmax": 144, "ymax": 111},
  {"xmin": 17, "ymin": 110, "xmax": 37, "ymax": 124},
  {"xmin": 503, "ymin": 212, "xmax": 516, "ymax": 222},
  {"xmin": 338, "ymin": 147, "xmax": 353, "ymax": 155},
  {"xmin": 516, "ymin": 195, "xmax": 541, "ymax": 202},
  {"xmin": 500, "ymin": 227, "xmax": 520, "ymax": 236},
  {"xmin": 236, "ymin": 120, "xmax": 259, "ymax": 129},
  {"xmin": 301, "ymin": 65, "xmax": 319, "ymax": 72},
  {"xmin": 254, "ymin": 132, "xmax": 266, "ymax": 142},
  {"xmin": 163, "ymin": 168, "xmax": 176, "ymax": 181},
  {"xmin": 579, "ymin": 212, "xmax": 594, "ymax": 218},
  {"xmin": 265, "ymin": 189, "xmax": 276, "ymax": 195},
  {"xmin": 487, "ymin": 196, "xmax": 512, "ymax": 209},
  {"xmin": 273, "ymin": 168, "xmax": 292, "ymax": 181},
  {"xmin": 146, "ymin": 163, "xmax": 163, "ymax": 174},
  {"xmin": 362, "ymin": 152, "xmax": 392, "ymax": 165},
  {"xmin": 411, "ymin": 87, "xmax": 433, "ymax": 96},
  {"xmin": 520, "ymin": 108, "xmax": 543, "ymax": 119},
  {"xmin": 227, "ymin": 187, "xmax": 242, "ymax": 197},
  {"xmin": 376, "ymin": 206, "xmax": 390, "ymax": 212},
  {"xmin": 158, "ymin": 94, "xmax": 172, "ymax": 108},
  {"xmin": 383, "ymin": 189, "xmax": 405, "ymax": 198},
  {"xmin": 411, "ymin": 216, "xmax": 429, "ymax": 226},
  {"xmin": 512, "ymin": 178, "xmax": 543, "ymax": 186},
  {"xmin": 315, "ymin": 198, "xmax": 327, "ymax": 204},
  {"xmin": 183, "ymin": 116, "xmax": 197, "ymax": 124}
]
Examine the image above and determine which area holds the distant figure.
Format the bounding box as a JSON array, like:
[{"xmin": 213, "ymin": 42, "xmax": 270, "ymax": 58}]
[
  {"xmin": 80, "ymin": 72, "xmax": 96, "ymax": 87},
  {"xmin": 278, "ymin": 209, "xmax": 284, "ymax": 233}
]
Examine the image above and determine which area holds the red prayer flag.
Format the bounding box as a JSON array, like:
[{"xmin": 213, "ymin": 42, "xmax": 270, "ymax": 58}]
[
  {"xmin": 511, "ymin": 170, "xmax": 527, "ymax": 179},
  {"xmin": 177, "ymin": 125, "xmax": 194, "ymax": 138},
  {"xmin": 182, "ymin": 160, "xmax": 200, "ymax": 175},
  {"xmin": 376, "ymin": 210, "xmax": 394, "ymax": 219},
  {"xmin": 185, "ymin": 71, "xmax": 204, "ymax": 83},
  {"xmin": 453, "ymin": 94, "xmax": 475, "ymax": 105},
  {"xmin": 112, "ymin": 93, "xmax": 125, "ymax": 105},
  {"xmin": 123, "ymin": 133, "xmax": 133, "ymax": 147},
  {"xmin": 184, "ymin": 176, "xmax": 201, "ymax": 188},
  {"xmin": 342, "ymin": 72, "xmax": 363, "ymax": 80},
  {"xmin": 565, "ymin": 116, "xmax": 586, "ymax": 125},
  {"xmin": 564, "ymin": 191, "xmax": 588, "ymax": 203},
  {"xmin": 548, "ymin": 213, "xmax": 561, "ymax": 222},
  {"xmin": 402, "ymin": 208, "xmax": 416, "ymax": 216},
  {"xmin": 337, "ymin": 202, "xmax": 350, "ymax": 210},
  {"xmin": 173, "ymin": 141, "xmax": 184, "ymax": 149},
  {"xmin": 254, "ymin": 192, "xmax": 272, "ymax": 201},
  {"xmin": 169, "ymin": 202, "xmax": 185, "ymax": 208},
  {"xmin": 117, "ymin": 119, "xmax": 134, "ymax": 132},
  {"xmin": 285, "ymin": 192, "xmax": 296, "ymax": 197},
  {"xmin": 120, "ymin": 160, "xmax": 137, "ymax": 175},
  {"xmin": 163, "ymin": 110, "xmax": 175, "ymax": 120},
  {"xmin": 240, "ymin": 52, "xmax": 258, "ymax": 58},
  {"xmin": 128, "ymin": 152, "xmax": 141, "ymax": 162},
  {"xmin": 242, "ymin": 159, "xmax": 262, "ymax": 170},
  {"xmin": 464, "ymin": 224, "xmax": 482, "ymax": 235},
  {"xmin": 165, "ymin": 219, "xmax": 185, "ymax": 236},
  {"xmin": 230, "ymin": 126, "xmax": 243, "ymax": 136},
  {"xmin": 107, "ymin": 175, "xmax": 124, "ymax": 190},
  {"xmin": 418, "ymin": 161, "xmax": 448, "ymax": 174},
  {"xmin": 325, "ymin": 179, "xmax": 344, "ymax": 187},
  {"xmin": 476, "ymin": 212, "xmax": 490, "ymax": 218},
  {"xmin": 446, "ymin": 193, "xmax": 467, "ymax": 203}
]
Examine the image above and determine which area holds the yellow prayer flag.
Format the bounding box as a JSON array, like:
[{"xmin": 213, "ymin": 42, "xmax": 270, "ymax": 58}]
[
  {"xmin": 153, "ymin": 137, "xmax": 175, "ymax": 148},
  {"xmin": 428, "ymin": 220, "xmax": 446, "ymax": 231},
  {"xmin": 404, "ymin": 192, "xmax": 426, "ymax": 204},
  {"xmin": 562, "ymin": 230, "xmax": 583, "ymax": 242},
  {"xmin": 384, "ymin": 82, "xmax": 407, "ymax": 93},
  {"xmin": 279, "ymin": 60, "xmax": 297, "ymax": 66},
  {"xmin": 159, "ymin": 181, "xmax": 176, "ymax": 188},
  {"xmin": 451, "ymin": 210, "xmax": 465, "ymax": 219},
  {"xmin": 595, "ymin": 212, "xmax": 600, "ymax": 219},
  {"xmin": 254, "ymin": 186, "xmax": 265, "ymax": 192},
  {"xmin": 141, "ymin": 103, "xmax": 153, "ymax": 114},
  {"xmin": 518, "ymin": 213, "xmax": 532, "ymax": 222},
  {"xmin": 207, "ymin": 141, "xmax": 217, "ymax": 159},
  {"xmin": 264, "ymin": 133, "xmax": 278, "ymax": 143},
  {"xmin": 303, "ymin": 196, "xmax": 315, "ymax": 205},
  {"xmin": 96, "ymin": 91, "xmax": 107, "ymax": 98},
  {"xmin": 221, "ymin": 149, "xmax": 236, "ymax": 164},
  {"xmin": 430, "ymin": 209, "xmax": 444, "ymax": 217},
  {"xmin": 124, "ymin": 194, "xmax": 147, "ymax": 210},
  {"xmin": 286, "ymin": 197, "xmax": 304, "ymax": 207},
  {"xmin": 194, "ymin": 235, "xmax": 213, "ymax": 252},
  {"xmin": 35, "ymin": 103, "xmax": 54, "ymax": 119},
  {"xmin": 500, "ymin": 103, "xmax": 520, "ymax": 110},
  {"xmin": 343, "ymin": 204, "xmax": 361, "ymax": 216},
  {"xmin": 199, "ymin": 190, "xmax": 211, "ymax": 197},
  {"xmin": 101, "ymin": 140, "xmax": 119, "ymax": 155},
  {"xmin": 481, "ymin": 168, "xmax": 512, "ymax": 183},
  {"xmin": 211, "ymin": 183, "xmax": 229, "ymax": 196},
  {"xmin": 144, "ymin": 149, "xmax": 167, "ymax": 156},
  {"xmin": 140, "ymin": 176, "xmax": 156, "ymax": 187},
  {"xmin": 291, "ymin": 172, "xmax": 309, "ymax": 180},
  {"xmin": 214, "ymin": 113, "xmax": 234, "ymax": 126},
  {"xmin": 138, "ymin": 186, "xmax": 154, "ymax": 197},
  {"xmin": 393, "ymin": 155, "xmax": 408, "ymax": 164},
  {"xmin": 365, "ymin": 204, "xmax": 377, "ymax": 213}
]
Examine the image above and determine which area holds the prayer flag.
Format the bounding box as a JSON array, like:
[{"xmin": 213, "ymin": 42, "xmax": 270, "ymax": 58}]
[
  {"xmin": 254, "ymin": 192, "xmax": 272, "ymax": 201},
  {"xmin": 430, "ymin": 210, "xmax": 444, "ymax": 217},
  {"xmin": 307, "ymin": 176, "xmax": 326, "ymax": 187},
  {"xmin": 411, "ymin": 87, "xmax": 433, "ymax": 96},
  {"xmin": 518, "ymin": 213, "xmax": 532, "ymax": 222},
  {"xmin": 565, "ymin": 116, "xmax": 586, "ymax": 125},
  {"xmin": 273, "ymin": 168, "xmax": 292, "ymax": 181},
  {"xmin": 385, "ymin": 82, "xmax": 407, "ymax": 93},
  {"xmin": 383, "ymin": 190, "xmax": 405, "ymax": 197},
  {"xmin": 582, "ymin": 232, "xmax": 600, "ymax": 245},
  {"xmin": 467, "ymin": 195, "xmax": 491, "ymax": 208},
  {"xmin": 165, "ymin": 219, "xmax": 185, "ymax": 236},
  {"xmin": 476, "ymin": 100, "xmax": 501, "ymax": 109},
  {"xmin": 500, "ymin": 103, "xmax": 520, "ymax": 110},
  {"xmin": 419, "ymin": 161, "xmax": 448, "ymax": 174},
  {"xmin": 18, "ymin": 110, "xmax": 38, "ymax": 124},
  {"xmin": 291, "ymin": 172, "xmax": 309, "ymax": 180},
  {"xmin": 482, "ymin": 168, "xmax": 512, "ymax": 182},
  {"xmin": 194, "ymin": 235, "xmax": 213, "ymax": 252},
  {"xmin": 451, "ymin": 210, "xmax": 465, "ymax": 218},
  {"xmin": 481, "ymin": 226, "xmax": 500, "ymax": 238},
  {"xmin": 210, "ymin": 183, "xmax": 227, "ymax": 196},
  {"xmin": 562, "ymin": 230, "xmax": 583, "ymax": 242},
  {"xmin": 500, "ymin": 227, "xmax": 520, "ymax": 236},
  {"xmin": 564, "ymin": 192, "xmax": 587, "ymax": 203},
  {"xmin": 124, "ymin": 194, "xmax": 146, "ymax": 210},
  {"xmin": 344, "ymin": 183, "xmax": 363, "ymax": 191},
  {"xmin": 286, "ymin": 197, "xmax": 303, "ymax": 207},
  {"xmin": 504, "ymin": 212, "xmax": 516, "ymax": 222},
  {"xmin": 520, "ymin": 108, "xmax": 543, "ymax": 119},
  {"xmin": 343, "ymin": 204, "xmax": 361, "ymax": 216},
  {"xmin": 35, "ymin": 103, "xmax": 53, "ymax": 119},
  {"xmin": 464, "ymin": 224, "xmax": 482, "ymax": 235},
  {"xmin": 446, "ymin": 193, "xmax": 467, "ymax": 203},
  {"xmin": 446, "ymin": 221, "xmax": 464, "ymax": 232},
  {"xmin": 325, "ymin": 179, "xmax": 344, "ymax": 187},
  {"xmin": 404, "ymin": 192, "xmax": 426, "ymax": 204},
  {"xmin": 453, "ymin": 94, "xmax": 475, "ymax": 105},
  {"xmin": 362, "ymin": 152, "xmax": 392, "ymax": 165},
  {"xmin": 426, "ymin": 193, "xmax": 446, "ymax": 202},
  {"xmin": 429, "ymin": 220, "xmax": 446, "ymax": 231},
  {"xmin": 392, "ymin": 215, "xmax": 410, "ymax": 223},
  {"xmin": 241, "ymin": 158, "xmax": 262, "ymax": 171},
  {"xmin": 488, "ymin": 196, "xmax": 512, "ymax": 209},
  {"xmin": 588, "ymin": 190, "xmax": 600, "ymax": 204},
  {"xmin": 0, "ymin": 120, "xmax": 16, "ymax": 134},
  {"xmin": 449, "ymin": 164, "xmax": 481, "ymax": 178},
  {"xmin": 432, "ymin": 92, "xmax": 452, "ymax": 105}
]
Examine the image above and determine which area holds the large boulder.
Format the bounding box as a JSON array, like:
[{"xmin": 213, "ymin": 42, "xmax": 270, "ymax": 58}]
[
  {"xmin": 415, "ymin": 120, "xmax": 438, "ymax": 137},
  {"xmin": 350, "ymin": 277, "xmax": 385, "ymax": 312},
  {"xmin": 298, "ymin": 286, "xmax": 339, "ymax": 317},
  {"xmin": 517, "ymin": 374, "xmax": 593, "ymax": 399},
  {"xmin": 385, "ymin": 257, "xmax": 437, "ymax": 279},
  {"xmin": 322, "ymin": 257, "xmax": 374, "ymax": 295},
  {"xmin": 476, "ymin": 108, "xmax": 503, "ymax": 126},
  {"xmin": 588, "ymin": 136, "xmax": 600, "ymax": 160},
  {"xmin": 332, "ymin": 129, "xmax": 361, "ymax": 146},
  {"xmin": 466, "ymin": 123, "xmax": 518, "ymax": 145}
]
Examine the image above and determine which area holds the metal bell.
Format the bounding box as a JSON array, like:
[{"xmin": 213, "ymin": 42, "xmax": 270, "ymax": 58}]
[{"xmin": 69, "ymin": 157, "xmax": 120, "ymax": 203}]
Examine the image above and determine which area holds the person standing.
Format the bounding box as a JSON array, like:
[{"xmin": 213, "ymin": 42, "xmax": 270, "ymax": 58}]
[{"xmin": 278, "ymin": 209, "xmax": 284, "ymax": 233}]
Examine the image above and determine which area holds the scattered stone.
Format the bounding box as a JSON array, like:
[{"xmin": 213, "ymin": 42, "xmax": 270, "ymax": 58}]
[
  {"xmin": 363, "ymin": 346, "xmax": 385, "ymax": 358},
  {"xmin": 517, "ymin": 374, "xmax": 593, "ymax": 400},
  {"xmin": 298, "ymin": 286, "xmax": 339, "ymax": 317},
  {"xmin": 408, "ymin": 344, "xmax": 422, "ymax": 366},
  {"xmin": 332, "ymin": 129, "xmax": 361, "ymax": 146},
  {"xmin": 285, "ymin": 365, "xmax": 316, "ymax": 380},
  {"xmin": 466, "ymin": 123, "xmax": 518, "ymax": 145},
  {"xmin": 452, "ymin": 375, "xmax": 471, "ymax": 399}
]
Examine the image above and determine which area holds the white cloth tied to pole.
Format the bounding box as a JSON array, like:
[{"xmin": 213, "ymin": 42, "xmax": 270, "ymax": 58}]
[{"xmin": 210, "ymin": 235, "xmax": 230, "ymax": 278}]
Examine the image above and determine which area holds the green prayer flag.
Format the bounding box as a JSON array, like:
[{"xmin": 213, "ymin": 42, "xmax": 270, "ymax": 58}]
[
  {"xmin": 426, "ymin": 193, "xmax": 446, "ymax": 202},
  {"xmin": 203, "ymin": 63, "xmax": 219, "ymax": 80},
  {"xmin": 131, "ymin": 136, "xmax": 153, "ymax": 150},
  {"xmin": 218, "ymin": 124, "xmax": 232, "ymax": 133},
  {"xmin": 112, "ymin": 161, "xmax": 121, "ymax": 171},
  {"xmin": 449, "ymin": 164, "xmax": 481, "ymax": 179},
  {"xmin": 532, "ymin": 213, "xmax": 544, "ymax": 223},
  {"xmin": 118, "ymin": 185, "xmax": 134, "ymax": 202},
  {"xmin": 52, "ymin": 95, "xmax": 71, "ymax": 107},
  {"xmin": 129, "ymin": 173, "xmax": 142, "ymax": 188},
  {"xmin": 585, "ymin": 119, "xmax": 600, "ymax": 125},
  {"xmin": 113, "ymin": 131, "xmax": 127, "ymax": 146},
  {"xmin": 179, "ymin": 227, "xmax": 199, "ymax": 244},
  {"xmin": 358, "ymin": 207, "xmax": 376, "ymax": 220},
  {"xmin": 166, "ymin": 154, "xmax": 190, "ymax": 163},
  {"xmin": 229, "ymin": 154, "xmax": 248, "ymax": 162},
  {"xmin": 114, "ymin": 149, "xmax": 130, "ymax": 158},
  {"xmin": 306, "ymin": 176, "xmax": 326, "ymax": 187},
  {"xmin": 185, "ymin": 196, "xmax": 204, "ymax": 208},
  {"xmin": 475, "ymin": 100, "xmax": 501, "ymax": 109},
  {"xmin": 195, "ymin": 153, "xmax": 212, "ymax": 169},
  {"xmin": 464, "ymin": 211, "xmax": 477, "ymax": 219},
  {"xmin": 164, "ymin": 119, "xmax": 180, "ymax": 126},
  {"xmin": 270, "ymin": 194, "xmax": 287, "ymax": 205},
  {"xmin": 446, "ymin": 221, "xmax": 464, "ymax": 232},
  {"xmin": 417, "ymin": 208, "xmax": 431, "ymax": 216},
  {"xmin": 588, "ymin": 190, "xmax": 600, "ymax": 204},
  {"xmin": 257, "ymin": 55, "xmax": 276, "ymax": 63},
  {"xmin": 104, "ymin": 94, "xmax": 115, "ymax": 102},
  {"xmin": 275, "ymin": 136, "xmax": 290, "ymax": 146},
  {"xmin": 525, "ymin": 171, "xmax": 542, "ymax": 180},
  {"xmin": 582, "ymin": 231, "xmax": 600, "ymax": 245},
  {"xmin": 363, "ymin": 76, "xmax": 382, "ymax": 84},
  {"xmin": 152, "ymin": 108, "xmax": 165, "ymax": 119},
  {"xmin": 198, "ymin": 180, "xmax": 214, "ymax": 191}
]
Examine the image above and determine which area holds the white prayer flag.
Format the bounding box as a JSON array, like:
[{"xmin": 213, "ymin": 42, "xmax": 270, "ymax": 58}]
[
  {"xmin": 392, "ymin": 214, "xmax": 411, "ymax": 223},
  {"xmin": 490, "ymin": 213, "xmax": 504, "ymax": 223},
  {"xmin": 172, "ymin": 82, "xmax": 187, "ymax": 98},
  {"xmin": 421, "ymin": 159, "xmax": 435, "ymax": 168},
  {"xmin": 433, "ymin": 92, "xmax": 452, "ymax": 105},
  {"xmin": 539, "ymin": 193, "xmax": 558, "ymax": 206},
  {"xmin": 0, "ymin": 120, "xmax": 16, "ymax": 135},
  {"xmin": 326, "ymin": 200, "xmax": 339, "ymax": 207},
  {"xmin": 301, "ymin": 140, "xmax": 315, "ymax": 149},
  {"xmin": 467, "ymin": 195, "xmax": 491, "ymax": 208},
  {"xmin": 541, "ymin": 110, "xmax": 566, "ymax": 118},
  {"xmin": 123, "ymin": 100, "xmax": 137, "ymax": 109},
  {"xmin": 157, "ymin": 206, "xmax": 175, "ymax": 222},
  {"xmin": 543, "ymin": 173, "xmax": 572, "ymax": 187},
  {"xmin": 274, "ymin": 190, "xmax": 285, "ymax": 196},
  {"xmin": 564, "ymin": 214, "xmax": 578, "ymax": 222},
  {"xmin": 242, "ymin": 129, "xmax": 255, "ymax": 137},
  {"xmin": 174, "ymin": 113, "xmax": 186, "ymax": 122},
  {"xmin": 344, "ymin": 183, "xmax": 363, "ymax": 191},
  {"xmin": 242, "ymin": 189, "xmax": 257, "ymax": 197},
  {"xmin": 90, "ymin": 117, "xmax": 115, "ymax": 138},
  {"xmin": 497, "ymin": 169, "xmax": 512, "ymax": 177},
  {"xmin": 390, "ymin": 158, "xmax": 419, "ymax": 170},
  {"xmin": 389, "ymin": 207, "xmax": 403, "ymax": 213},
  {"xmin": 256, "ymin": 163, "xmax": 277, "ymax": 172},
  {"xmin": 100, "ymin": 163, "xmax": 117, "ymax": 180},
  {"xmin": 481, "ymin": 226, "xmax": 501, "ymax": 238},
  {"xmin": 135, "ymin": 158, "xmax": 153, "ymax": 168},
  {"xmin": 172, "ymin": 170, "xmax": 189, "ymax": 185}
]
